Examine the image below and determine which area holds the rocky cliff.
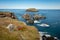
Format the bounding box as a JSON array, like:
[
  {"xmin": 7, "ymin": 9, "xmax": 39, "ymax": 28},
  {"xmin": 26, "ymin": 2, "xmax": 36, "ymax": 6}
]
[{"xmin": 0, "ymin": 12, "xmax": 40, "ymax": 40}]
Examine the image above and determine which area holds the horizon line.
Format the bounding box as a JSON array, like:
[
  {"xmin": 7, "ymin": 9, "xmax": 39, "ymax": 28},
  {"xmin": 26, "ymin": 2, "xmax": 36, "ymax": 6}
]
[{"xmin": 0, "ymin": 8, "xmax": 60, "ymax": 10}]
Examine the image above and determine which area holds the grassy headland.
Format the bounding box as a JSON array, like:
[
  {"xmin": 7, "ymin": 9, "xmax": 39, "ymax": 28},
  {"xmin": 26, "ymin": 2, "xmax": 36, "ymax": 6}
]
[{"xmin": 0, "ymin": 12, "xmax": 40, "ymax": 40}]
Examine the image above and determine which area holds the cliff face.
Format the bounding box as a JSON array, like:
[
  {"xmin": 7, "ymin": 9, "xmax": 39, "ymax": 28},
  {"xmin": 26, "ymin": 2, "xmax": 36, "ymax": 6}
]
[{"xmin": 0, "ymin": 12, "xmax": 40, "ymax": 40}]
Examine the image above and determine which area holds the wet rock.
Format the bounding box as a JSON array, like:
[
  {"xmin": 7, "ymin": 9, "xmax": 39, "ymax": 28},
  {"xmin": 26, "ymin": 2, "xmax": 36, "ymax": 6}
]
[
  {"xmin": 46, "ymin": 37, "xmax": 55, "ymax": 40},
  {"xmin": 42, "ymin": 35, "xmax": 58, "ymax": 40},
  {"xmin": 33, "ymin": 14, "xmax": 41, "ymax": 20},
  {"xmin": 33, "ymin": 14, "xmax": 46, "ymax": 20},
  {"xmin": 22, "ymin": 14, "xmax": 31, "ymax": 20},
  {"xmin": 26, "ymin": 8, "xmax": 38, "ymax": 12}
]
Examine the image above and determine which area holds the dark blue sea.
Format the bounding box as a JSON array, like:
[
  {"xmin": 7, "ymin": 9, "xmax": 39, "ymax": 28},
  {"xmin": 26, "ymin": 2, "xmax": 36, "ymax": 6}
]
[{"xmin": 0, "ymin": 9, "xmax": 60, "ymax": 39}]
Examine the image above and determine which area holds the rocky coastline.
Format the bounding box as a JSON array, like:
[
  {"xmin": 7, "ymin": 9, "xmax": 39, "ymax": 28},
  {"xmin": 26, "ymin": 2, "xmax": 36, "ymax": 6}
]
[
  {"xmin": 0, "ymin": 12, "xmax": 40, "ymax": 40},
  {"xmin": 0, "ymin": 10, "xmax": 59, "ymax": 40}
]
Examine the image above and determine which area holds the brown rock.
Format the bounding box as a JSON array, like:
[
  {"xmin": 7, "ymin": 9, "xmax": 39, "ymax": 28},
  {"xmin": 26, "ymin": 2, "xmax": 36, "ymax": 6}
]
[
  {"xmin": 0, "ymin": 12, "xmax": 16, "ymax": 19},
  {"xmin": 22, "ymin": 14, "xmax": 31, "ymax": 20},
  {"xmin": 33, "ymin": 14, "xmax": 46, "ymax": 20},
  {"xmin": 33, "ymin": 14, "xmax": 41, "ymax": 20},
  {"xmin": 26, "ymin": 8, "xmax": 38, "ymax": 12}
]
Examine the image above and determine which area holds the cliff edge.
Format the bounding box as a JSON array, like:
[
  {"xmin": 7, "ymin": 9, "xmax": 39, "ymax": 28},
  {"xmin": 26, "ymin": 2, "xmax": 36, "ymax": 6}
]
[{"xmin": 0, "ymin": 12, "xmax": 40, "ymax": 40}]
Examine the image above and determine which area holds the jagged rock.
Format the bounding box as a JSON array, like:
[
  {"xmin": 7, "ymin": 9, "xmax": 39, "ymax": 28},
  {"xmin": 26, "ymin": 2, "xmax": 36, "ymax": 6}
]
[
  {"xmin": 26, "ymin": 8, "xmax": 38, "ymax": 12},
  {"xmin": 0, "ymin": 18, "xmax": 40, "ymax": 40},
  {"xmin": 22, "ymin": 14, "xmax": 31, "ymax": 20},
  {"xmin": 33, "ymin": 14, "xmax": 41, "ymax": 20},
  {"xmin": 0, "ymin": 12, "xmax": 16, "ymax": 19},
  {"xmin": 42, "ymin": 35, "xmax": 58, "ymax": 40},
  {"xmin": 33, "ymin": 14, "xmax": 46, "ymax": 20},
  {"xmin": 22, "ymin": 14, "xmax": 46, "ymax": 24}
]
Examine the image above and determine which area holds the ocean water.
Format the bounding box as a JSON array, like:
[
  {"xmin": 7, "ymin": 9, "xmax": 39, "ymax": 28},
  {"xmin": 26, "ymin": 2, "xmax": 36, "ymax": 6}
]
[{"xmin": 0, "ymin": 9, "xmax": 60, "ymax": 39}]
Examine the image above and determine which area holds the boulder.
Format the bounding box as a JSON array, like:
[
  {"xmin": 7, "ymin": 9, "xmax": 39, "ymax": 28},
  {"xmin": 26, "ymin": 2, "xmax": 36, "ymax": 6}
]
[
  {"xmin": 33, "ymin": 14, "xmax": 46, "ymax": 20},
  {"xmin": 22, "ymin": 14, "xmax": 31, "ymax": 20},
  {"xmin": 33, "ymin": 14, "xmax": 41, "ymax": 20}
]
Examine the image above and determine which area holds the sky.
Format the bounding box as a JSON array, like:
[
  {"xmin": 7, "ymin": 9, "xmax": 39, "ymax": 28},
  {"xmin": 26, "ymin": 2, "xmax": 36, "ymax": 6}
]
[{"xmin": 0, "ymin": 0, "xmax": 60, "ymax": 9}]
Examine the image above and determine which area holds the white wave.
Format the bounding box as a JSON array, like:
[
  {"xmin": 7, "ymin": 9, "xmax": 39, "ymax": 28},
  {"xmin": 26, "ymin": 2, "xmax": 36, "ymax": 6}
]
[
  {"xmin": 54, "ymin": 37, "xmax": 58, "ymax": 39},
  {"xmin": 39, "ymin": 32, "xmax": 59, "ymax": 40},
  {"xmin": 39, "ymin": 31, "xmax": 51, "ymax": 40},
  {"xmin": 34, "ymin": 20, "xmax": 40, "ymax": 23},
  {"xmin": 39, "ymin": 31, "xmax": 48, "ymax": 40},
  {"xmin": 45, "ymin": 34, "xmax": 51, "ymax": 37},
  {"xmin": 39, "ymin": 32, "xmax": 48, "ymax": 36},
  {"xmin": 38, "ymin": 23, "xmax": 50, "ymax": 27}
]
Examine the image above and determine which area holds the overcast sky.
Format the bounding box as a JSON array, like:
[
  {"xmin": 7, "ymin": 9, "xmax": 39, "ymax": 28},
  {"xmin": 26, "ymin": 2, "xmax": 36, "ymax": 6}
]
[{"xmin": 0, "ymin": 0, "xmax": 60, "ymax": 9}]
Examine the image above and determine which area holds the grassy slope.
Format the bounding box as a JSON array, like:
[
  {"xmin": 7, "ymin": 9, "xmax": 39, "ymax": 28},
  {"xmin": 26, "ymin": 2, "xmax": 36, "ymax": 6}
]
[{"xmin": 0, "ymin": 17, "xmax": 40, "ymax": 40}]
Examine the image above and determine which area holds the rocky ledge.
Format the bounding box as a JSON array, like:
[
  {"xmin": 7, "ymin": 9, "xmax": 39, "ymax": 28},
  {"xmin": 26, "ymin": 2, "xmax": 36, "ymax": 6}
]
[{"xmin": 0, "ymin": 12, "xmax": 16, "ymax": 19}]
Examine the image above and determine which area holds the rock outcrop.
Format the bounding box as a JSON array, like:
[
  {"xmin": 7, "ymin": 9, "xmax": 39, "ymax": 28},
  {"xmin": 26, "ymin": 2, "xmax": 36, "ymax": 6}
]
[
  {"xmin": 0, "ymin": 17, "xmax": 40, "ymax": 40},
  {"xmin": 22, "ymin": 13, "xmax": 46, "ymax": 24},
  {"xmin": 42, "ymin": 35, "xmax": 58, "ymax": 40},
  {"xmin": 26, "ymin": 8, "xmax": 38, "ymax": 12},
  {"xmin": 33, "ymin": 14, "xmax": 46, "ymax": 20},
  {"xmin": 22, "ymin": 13, "xmax": 31, "ymax": 20},
  {"xmin": 0, "ymin": 12, "xmax": 16, "ymax": 19}
]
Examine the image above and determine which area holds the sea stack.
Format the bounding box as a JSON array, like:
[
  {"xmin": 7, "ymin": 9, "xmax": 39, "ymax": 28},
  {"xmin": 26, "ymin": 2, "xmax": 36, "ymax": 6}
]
[
  {"xmin": 33, "ymin": 14, "xmax": 41, "ymax": 20},
  {"xmin": 22, "ymin": 13, "xmax": 31, "ymax": 20}
]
